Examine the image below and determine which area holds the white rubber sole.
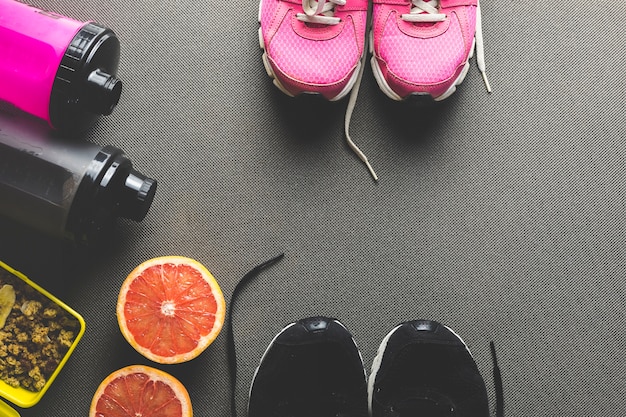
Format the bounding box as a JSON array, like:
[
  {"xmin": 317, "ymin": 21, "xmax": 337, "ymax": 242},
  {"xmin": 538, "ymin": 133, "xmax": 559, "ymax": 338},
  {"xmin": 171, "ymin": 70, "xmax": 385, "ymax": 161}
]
[
  {"xmin": 367, "ymin": 322, "xmax": 475, "ymax": 415},
  {"xmin": 369, "ymin": 29, "xmax": 477, "ymax": 101},
  {"xmin": 258, "ymin": 1, "xmax": 362, "ymax": 101}
]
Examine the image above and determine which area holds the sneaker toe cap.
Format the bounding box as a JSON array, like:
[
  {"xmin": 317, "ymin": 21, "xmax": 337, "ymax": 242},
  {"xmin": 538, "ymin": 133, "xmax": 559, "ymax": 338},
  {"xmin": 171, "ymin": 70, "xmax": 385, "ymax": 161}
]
[
  {"xmin": 264, "ymin": 16, "xmax": 364, "ymax": 99},
  {"xmin": 373, "ymin": 10, "xmax": 474, "ymax": 99}
]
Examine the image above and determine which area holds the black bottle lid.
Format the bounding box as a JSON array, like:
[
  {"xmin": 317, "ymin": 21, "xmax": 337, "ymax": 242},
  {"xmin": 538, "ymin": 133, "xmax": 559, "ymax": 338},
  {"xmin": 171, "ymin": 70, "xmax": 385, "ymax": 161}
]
[
  {"xmin": 68, "ymin": 146, "xmax": 157, "ymax": 245},
  {"xmin": 49, "ymin": 22, "xmax": 122, "ymax": 132},
  {"xmin": 118, "ymin": 168, "xmax": 157, "ymax": 221}
]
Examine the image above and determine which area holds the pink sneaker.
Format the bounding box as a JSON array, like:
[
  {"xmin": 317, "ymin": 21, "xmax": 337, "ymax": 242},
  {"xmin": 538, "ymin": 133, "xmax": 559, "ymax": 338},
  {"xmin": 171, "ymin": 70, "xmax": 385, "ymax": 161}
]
[
  {"xmin": 370, "ymin": 0, "xmax": 491, "ymax": 101},
  {"xmin": 258, "ymin": 0, "xmax": 368, "ymax": 100}
]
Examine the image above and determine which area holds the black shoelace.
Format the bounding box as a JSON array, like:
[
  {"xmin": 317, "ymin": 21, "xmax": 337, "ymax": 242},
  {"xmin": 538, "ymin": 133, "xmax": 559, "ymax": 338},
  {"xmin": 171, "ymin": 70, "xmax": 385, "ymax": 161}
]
[
  {"xmin": 490, "ymin": 341, "xmax": 505, "ymax": 417},
  {"xmin": 227, "ymin": 253, "xmax": 285, "ymax": 417},
  {"xmin": 227, "ymin": 253, "xmax": 505, "ymax": 417}
]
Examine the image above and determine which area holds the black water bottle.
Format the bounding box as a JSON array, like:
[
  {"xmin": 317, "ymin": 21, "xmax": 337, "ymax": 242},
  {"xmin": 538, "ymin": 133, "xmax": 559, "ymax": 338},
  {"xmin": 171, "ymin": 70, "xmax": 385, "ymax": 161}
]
[{"xmin": 0, "ymin": 112, "xmax": 157, "ymax": 245}]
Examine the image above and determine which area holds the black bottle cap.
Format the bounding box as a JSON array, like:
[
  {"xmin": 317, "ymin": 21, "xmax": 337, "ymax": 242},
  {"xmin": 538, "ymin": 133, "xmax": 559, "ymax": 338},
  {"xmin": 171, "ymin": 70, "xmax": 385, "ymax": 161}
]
[
  {"xmin": 49, "ymin": 22, "xmax": 122, "ymax": 132},
  {"xmin": 118, "ymin": 170, "xmax": 157, "ymax": 221},
  {"xmin": 85, "ymin": 68, "xmax": 123, "ymax": 116},
  {"xmin": 68, "ymin": 146, "xmax": 157, "ymax": 245}
]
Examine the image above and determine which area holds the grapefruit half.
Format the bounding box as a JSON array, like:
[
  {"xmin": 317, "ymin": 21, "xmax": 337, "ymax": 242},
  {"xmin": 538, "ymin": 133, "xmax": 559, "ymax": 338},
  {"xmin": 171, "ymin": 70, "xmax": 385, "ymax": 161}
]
[
  {"xmin": 117, "ymin": 256, "xmax": 226, "ymax": 364},
  {"xmin": 89, "ymin": 365, "xmax": 193, "ymax": 417}
]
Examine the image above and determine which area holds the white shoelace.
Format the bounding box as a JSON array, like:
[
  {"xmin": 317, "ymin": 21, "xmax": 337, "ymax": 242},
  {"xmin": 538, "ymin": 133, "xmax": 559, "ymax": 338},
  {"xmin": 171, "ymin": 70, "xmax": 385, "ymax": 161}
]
[
  {"xmin": 345, "ymin": 58, "xmax": 379, "ymax": 181},
  {"xmin": 344, "ymin": 0, "xmax": 378, "ymax": 181},
  {"xmin": 401, "ymin": 0, "xmax": 446, "ymax": 22},
  {"xmin": 297, "ymin": 0, "xmax": 346, "ymax": 25},
  {"xmin": 474, "ymin": 0, "xmax": 492, "ymax": 92}
]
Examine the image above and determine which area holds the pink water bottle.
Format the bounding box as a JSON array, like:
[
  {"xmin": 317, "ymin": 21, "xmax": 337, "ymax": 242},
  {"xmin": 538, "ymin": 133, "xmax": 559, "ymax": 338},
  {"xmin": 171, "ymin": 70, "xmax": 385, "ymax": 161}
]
[{"xmin": 0, "ymin": 0, "xmax": 122, "ymax": 131}]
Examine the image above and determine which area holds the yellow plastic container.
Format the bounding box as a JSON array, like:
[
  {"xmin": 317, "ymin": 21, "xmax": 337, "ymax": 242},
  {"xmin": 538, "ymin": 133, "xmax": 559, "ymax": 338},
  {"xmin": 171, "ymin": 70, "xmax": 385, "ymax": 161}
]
[{"xmin": 0, "ymin": 261, "xmax": 86, "ymax": 409}]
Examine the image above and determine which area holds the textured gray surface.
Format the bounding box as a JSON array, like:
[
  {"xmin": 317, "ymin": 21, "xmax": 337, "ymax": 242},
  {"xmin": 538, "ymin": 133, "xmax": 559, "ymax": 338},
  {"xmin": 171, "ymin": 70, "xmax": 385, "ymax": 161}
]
[{"xmin": 1, "ymin": 0, "xmax": 625, "ymax": 416}]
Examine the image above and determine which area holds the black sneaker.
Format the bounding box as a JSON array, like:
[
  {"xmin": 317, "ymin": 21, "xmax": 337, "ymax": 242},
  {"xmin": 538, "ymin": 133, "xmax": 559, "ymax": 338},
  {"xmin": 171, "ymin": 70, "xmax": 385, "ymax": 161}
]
[
  {"xmin": 368, "ymin": 320, "xmax": 491, "ymax": 417},
  {"xmin": 248, "ymin": 316, "xmax": 369, "ymax": 417}
]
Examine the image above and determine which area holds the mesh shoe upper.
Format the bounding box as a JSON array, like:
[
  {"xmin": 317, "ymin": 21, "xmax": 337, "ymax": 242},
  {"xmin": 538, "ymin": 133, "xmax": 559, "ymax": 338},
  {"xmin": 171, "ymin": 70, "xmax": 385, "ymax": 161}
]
[
  {"xmin": 259, "ymin": 0, "xmax": 368, "ymax": 100},
  {"xmin": 248, "ymin": 316, "xmax": 369, "ymax": 417},
  {"xmin": 370, "ymin": 0, "xmax": 479, "ymax": 100},
  {"xmin": 369, "ymin": 320, "xmax": 490, "ymax": 417}
]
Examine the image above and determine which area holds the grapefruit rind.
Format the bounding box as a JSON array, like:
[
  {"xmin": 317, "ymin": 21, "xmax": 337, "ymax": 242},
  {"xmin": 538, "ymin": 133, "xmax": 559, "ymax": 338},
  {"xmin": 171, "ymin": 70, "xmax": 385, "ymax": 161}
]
[
  {"xmin": 117, "ymin": 256, "xmax": 226, "ymax": 364},
  {"xmin": 89, "ymin": 365, "xmax": 193, "ymax": 417}
]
